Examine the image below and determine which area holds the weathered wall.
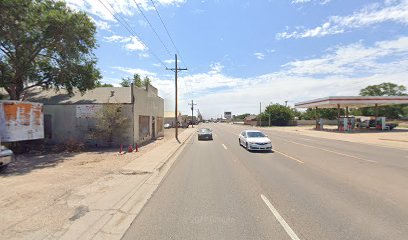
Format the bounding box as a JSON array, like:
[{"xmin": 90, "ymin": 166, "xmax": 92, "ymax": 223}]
[
  {"xmin": 44, "ymin": 104, "xmax": 133, "ymax": 147},
  {"xmin": 132, "ymin": 85, "xmax": 164, "ymax": 144}
]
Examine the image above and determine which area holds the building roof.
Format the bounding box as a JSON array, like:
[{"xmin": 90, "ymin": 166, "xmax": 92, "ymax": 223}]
[
  {"xmin": 244, "ymin": 115, "xmax": 257, "ymax": 121},
  {"xmin": 295, "ymin": 96, "xmax": 408, "ymax": 108},
  {"xmin": 24, "ymin": 87, "xmax": 132, "ymax": 104}
]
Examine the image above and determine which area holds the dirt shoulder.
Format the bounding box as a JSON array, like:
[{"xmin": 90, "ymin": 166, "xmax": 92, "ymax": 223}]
[{"xmin": 0, "ymin": 128, "xmax": 189, "ymax": 240}]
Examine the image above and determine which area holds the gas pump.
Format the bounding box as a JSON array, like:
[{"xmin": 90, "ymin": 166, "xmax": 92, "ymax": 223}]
[
  {"xmin": 319, "ymin": 118, "xmax": 324, "ymax": 130},
  {"xmin": 339, "ymin": 117, "xmax": 347, "ymax": 132},
  {"xmin": 347, "ymin": 117, "xmax": 355, "ymax": 132},
  {"xmin": 339, "ymin": 117, "xmax": 355, "ymax": 132},
  {"xmin": 376, "ymin": 117, "xmax": 386, "ymax": 130}
]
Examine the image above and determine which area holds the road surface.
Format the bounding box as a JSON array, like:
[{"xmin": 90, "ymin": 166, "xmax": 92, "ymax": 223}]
[{"xmin": 123, "ymin": 123, "xmax": 408, "ymax": 240}]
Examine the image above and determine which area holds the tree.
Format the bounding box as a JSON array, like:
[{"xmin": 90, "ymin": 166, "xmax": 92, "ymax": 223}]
[
  {"xmin": 95, "ymin": 81, "xmax": 113, "ymax": 87},
  {"xmin": 120, "ymin": 73, "xmax": 142, "ymax": 87},
  {"xmin": 360, "ymin": 82, "xmax": 407, "ymax": 96},
  {"xmin": 260, "ymin": 104, "xmax": 294, "ymax": 126},
  {"xmin": 134, "ymin": 74, "xmax": 142, "ymax": 87},
  {"xmin": 0, "ymin": 0, "xmax": 101, "ymax": 100},
  {"xmin": 234, "ymin": 113, "xmax": 251, "ymax": 121},
  {"xmin": 92, "ymin": 105, "xmax": 130, "ymax": 147},
  {"xmin": 120, "ymin": 78, "xmax": 131, "ymax": 87},
  {"xmin": 359, "ymin": 82, "xmax": 407, "ymax": 119},
  {"xmin": 300, "ymin": 108, "xmax": 345, "ymax": 120},
  {"xmin": 143, "ymin": 76, "xmax": 151, "ymax": 87}
]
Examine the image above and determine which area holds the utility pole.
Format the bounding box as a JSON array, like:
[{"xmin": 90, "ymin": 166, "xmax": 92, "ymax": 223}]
[
  {"xmin": 285, "ymin": 100, "xmax": 288, "ymax": 107},
  {"xmin": 188, "ymin": 100, "xmax": 197, "ymax": 128},
  {"xmin": 166, "ymin": 54, "xmax": 187, "ymax": 141},
  {"xmin": 259, "ymin": 102, "xmax": 262, "ymax": 127}
]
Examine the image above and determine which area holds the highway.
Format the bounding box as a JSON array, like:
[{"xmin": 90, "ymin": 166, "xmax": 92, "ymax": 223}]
[{"xmin": 122, "ymin": 123, "xmax": 408, "ymax": 240}]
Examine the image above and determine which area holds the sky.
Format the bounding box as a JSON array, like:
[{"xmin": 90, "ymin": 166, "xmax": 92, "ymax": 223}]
[{"xmin": 65, "ymin": 0, "xmax": 408, "ymax": 119}]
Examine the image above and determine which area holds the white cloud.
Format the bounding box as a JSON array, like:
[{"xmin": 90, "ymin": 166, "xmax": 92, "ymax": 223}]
[
  {"xmin": 208, "ymin": 62, "xmax": 224, "ymax": 74},
  {"xmin": 164, "ymin": 59, "xmax": 176, "ymax": 64},
  {"xmin": 65, "ymin": 0, "xmax": 186, "ymax": 24},
  {"xmin": 282, "ymin": 36, "xmax": 408, "ymax": 76},
  {"xmin": 254, "ymin": 52, "xmax": 265, "ymax": 60},
  {"xmin": 112, "ymin": 66, "xmax": 156, "ymax": 77},
  {"xmin": 278, "ymin": 0, "xmax": 408, "ymax": 39},
  {"xmin": 125, "ymin": 36, "xmax": 147, "ymax": 51},
  {"xmin": 104, "ymin": 37, "xmax": 408, "ymax": 117},
  {"xmin": 103, "ymin": 35, "xmax": 147, "ymax": 51}
]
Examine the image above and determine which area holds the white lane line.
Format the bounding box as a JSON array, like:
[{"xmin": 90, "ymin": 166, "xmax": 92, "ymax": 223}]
[
  {"xmin": 283, "ymin": 140, "xmax": 377, "ymax": 163},
  {"xmin": 274, "ymin": 149, "xmax": 304, "ymax": 164},
  {"xmin": 261, "ymin": 194, "xmax": 301, "ymax": 240},
  {"xmin": 222, "ymin": 144, "xmax": 228, "ymax": 150}
]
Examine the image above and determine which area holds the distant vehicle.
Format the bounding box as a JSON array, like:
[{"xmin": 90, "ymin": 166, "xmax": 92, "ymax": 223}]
[
  {"xmin": 239, "ymin": 130, "xmax": 272, "ymax": 151},
  {"xmin": 0, "ymin": 145, "xmax": 14, "ymax": 172},
  {"xmin": 360, "ymin": 119, "xmax": 398, "ymax": 130},
  {"xmin": 164, "ymin": 123, "xmax": 171, "ymax": 129},
  {"xmin": 197, "ymin": 128, "xmax": 213, "ymax": 141}
]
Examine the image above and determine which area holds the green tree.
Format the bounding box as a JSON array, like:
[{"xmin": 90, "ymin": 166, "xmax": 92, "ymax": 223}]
[
  {"xmin": 234, "ymin": 113, "xmax": 251, "ymax": 121},
  {"xmin": 359, "ymin": 82, "xmax": 407, "ymax": 119},
  {"xmin": 301, "ymin": 108, "xmax": 345, "ymax": 120},
  {"xmin": 360, "ymin": 82, "xmax": 407, "ymax": 96},
  {"xmin": 120, "ymin": 78, "xmax": 131, "ymax": 87},
  {"xmin": 92, "ymin": 105, "xmax": 130, "ymax": 147},
  {"xmin": 261, "ymin": 104, "xmax": 294, "ymax": 126},
  {"xmin": 0, "ymin": 0, "xmax": 101, "ymax": 100},
  {"xmin": 134, "ymin": 74, "xmax": 142, "ymax": 87},
  {"xmin": 95, "ymin": 81, "xmax": 113, "ymax": 87},
  {"xmin": 120, "ymin": 73, "xmax": 142, "ymax": 87},
  {"xmin": 143, "ymin": 76, "xmax": 151, "ymax": 87}
]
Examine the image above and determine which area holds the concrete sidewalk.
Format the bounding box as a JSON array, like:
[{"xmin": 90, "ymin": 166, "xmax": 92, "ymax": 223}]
[{"xmin": 50, "ymin": 128, "xmax": 195, "ymax": 240}]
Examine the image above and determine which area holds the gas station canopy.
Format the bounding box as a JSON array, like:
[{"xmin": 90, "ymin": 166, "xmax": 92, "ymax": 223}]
[{"xmin": 294, "ymin": 96, "xmax": 408, "ymax": 109}]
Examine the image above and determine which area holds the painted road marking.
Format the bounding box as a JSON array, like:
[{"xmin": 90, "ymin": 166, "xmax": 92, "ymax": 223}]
[
  {"xmin": 222, "ymin": 144, "xmax": 228, "ymax": 150},
  {"xmin": 274, "ymin": 150, "xmax": 304, "ymax": 164},
  {"xmin": 284, "ymin": 140, "xmax": 377, "ymax": 163},
  {"xmin": 261, "ymin": 194, "xmax": 301, "ymax": 240}
]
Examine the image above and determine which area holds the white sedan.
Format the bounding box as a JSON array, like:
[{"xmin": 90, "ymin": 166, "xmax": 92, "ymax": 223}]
[{"xmin": 239, "ymin": 130, "xmax": 272, "ymax": 151}]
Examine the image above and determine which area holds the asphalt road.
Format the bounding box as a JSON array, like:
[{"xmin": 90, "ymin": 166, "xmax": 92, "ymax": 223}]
[{"xmin": 122, "ymin": 123, "xmax": 408, "ymax": 240}]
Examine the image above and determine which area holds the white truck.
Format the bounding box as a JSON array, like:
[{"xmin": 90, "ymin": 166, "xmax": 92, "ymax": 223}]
[{"xmin": 0, "ymin": 100, "xmax": 44, "ymax": 172}]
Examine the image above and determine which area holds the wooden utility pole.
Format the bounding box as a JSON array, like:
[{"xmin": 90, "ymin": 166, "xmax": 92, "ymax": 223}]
[
  {"xmin": 166, "ymin": 54, "xmax": 187, "ymax": 141},
  {"xmin": 188, "ymin": 100, "xmax": 197, "ymax": 128}
]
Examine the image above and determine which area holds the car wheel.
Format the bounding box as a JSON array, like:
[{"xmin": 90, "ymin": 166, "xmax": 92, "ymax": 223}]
[
  {"xmin": 239, "ymin": 139, "xmax": 241, "ymax": 146},
  {"xmin": 246, "ymin": 143, "xmax": 250, "ymax": 151}
]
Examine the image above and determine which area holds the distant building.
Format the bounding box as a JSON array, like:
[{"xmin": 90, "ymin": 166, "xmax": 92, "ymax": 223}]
[
  {"xmin": 164, "ymin": 111, "xmax": 182, "ymax": 127},
  {"xmin": 25, "ymin": 84, "xmax": 164, "ymax": 147},
  {"xmin": 244, "ymin": 115, "xmax": 258, "ymax": 126}
]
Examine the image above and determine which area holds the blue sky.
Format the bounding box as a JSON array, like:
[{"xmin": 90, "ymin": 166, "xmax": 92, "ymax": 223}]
[{"xmin": 66, "ymin": 0, "xmax": 408, "ymax": 118}]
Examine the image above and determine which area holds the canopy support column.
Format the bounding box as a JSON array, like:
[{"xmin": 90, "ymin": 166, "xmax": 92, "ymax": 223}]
[
  {"xmin": 375, "ymin": 104, "xmax": 379, "ymax": 117},
  {"xmin": 337, "ymin": 104, "xmax": 340, "ymax": 131}
]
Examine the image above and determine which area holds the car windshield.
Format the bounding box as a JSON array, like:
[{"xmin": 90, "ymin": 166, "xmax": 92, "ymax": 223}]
[
  {"xmin": 200, "ymin": 128, "xmax": 211, "ymax": 133},
  {"xmin": 247, "ymin": 132, "xmax": 266, "ymax": 138}
]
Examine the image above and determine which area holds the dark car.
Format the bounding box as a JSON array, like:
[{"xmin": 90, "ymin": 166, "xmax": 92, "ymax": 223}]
[{"xmin": 198, "ymin": 128, "xmax": 213, "ymax": 140}]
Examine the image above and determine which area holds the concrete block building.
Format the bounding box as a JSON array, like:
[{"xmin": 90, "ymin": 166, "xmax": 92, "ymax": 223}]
[{"xmin": 25, "ymin": 84, "xmax": 164, "ymax": 147}]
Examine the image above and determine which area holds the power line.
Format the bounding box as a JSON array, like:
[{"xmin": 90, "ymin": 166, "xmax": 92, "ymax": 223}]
[
  {"xmin": 133, "ymin": 0, "xmax": 173, "ymax": 58},
  {"xmin": 148, "ymin": 0, "xmax": 193, "ymax": 100},
  {"xmin": 97, "ymin": 0, "xmax": 168, "ymax": 69},
  {"xmin": 149, "ymin": 0, "xmax": 189, "ymax": 69}
]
